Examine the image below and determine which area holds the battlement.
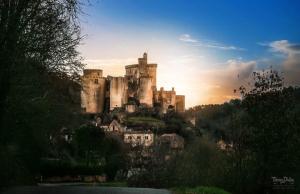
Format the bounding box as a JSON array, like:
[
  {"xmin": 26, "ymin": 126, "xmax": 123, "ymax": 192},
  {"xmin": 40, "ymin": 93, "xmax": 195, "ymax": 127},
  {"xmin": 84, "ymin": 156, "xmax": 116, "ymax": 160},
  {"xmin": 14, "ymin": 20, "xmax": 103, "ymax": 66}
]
[
  {"xmin": 125, "ymin": 64, "xmax": 139, "ymax": 69},
  {"xmin": 125, "ymin": 63, "xmax": 157, "ymax": 69},
  {"xmin": 81, "ymin": 52, "xmax": 185, "ymax": 114},
  {"xmin": 147, "ymin": 63, "xmax": 157, "ymax": 67},
  {"xmin": 83, "ymin": 69, "xmax": 103, "ymax": 77}
]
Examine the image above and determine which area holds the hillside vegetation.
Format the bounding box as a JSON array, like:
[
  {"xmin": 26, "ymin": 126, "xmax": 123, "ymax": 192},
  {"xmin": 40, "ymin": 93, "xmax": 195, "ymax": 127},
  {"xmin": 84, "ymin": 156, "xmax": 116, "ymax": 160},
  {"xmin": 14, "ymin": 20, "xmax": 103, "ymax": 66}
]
[{"xmin": 126, "ymin": 116, "xmax": 166, "ymax": 128}]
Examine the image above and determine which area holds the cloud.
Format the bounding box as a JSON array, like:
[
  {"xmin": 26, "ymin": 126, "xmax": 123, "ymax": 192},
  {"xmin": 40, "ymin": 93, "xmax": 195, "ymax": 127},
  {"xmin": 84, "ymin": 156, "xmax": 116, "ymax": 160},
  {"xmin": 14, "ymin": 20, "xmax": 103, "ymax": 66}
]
[
  {"xmin": 266, "ymin": 40, "xmax": 300, "ymax": 85},
  {"xmin": 179, "ymin": 34, "xmax": 244, "ymax": 51},
  {"xmin": 269, "ymin": 40, "xmax": 300, "ymax": 54},
  {"xmin": 226, "ymin": 59, "xmax": 257, "ymax": 80},
  {"xmin": 194, "ymin": 42, "xmax": 244, "ymax": 51},
  {"xmin": 195, "ymin": 59, "xmax": 257, "ymax": 104},
  {"xmin": 179, "ymin": 34, "xmax": 198, "ymax": 43},
  {"xmin": 168, "ymin": 54, "xmax": 204, "ymax": 64}
]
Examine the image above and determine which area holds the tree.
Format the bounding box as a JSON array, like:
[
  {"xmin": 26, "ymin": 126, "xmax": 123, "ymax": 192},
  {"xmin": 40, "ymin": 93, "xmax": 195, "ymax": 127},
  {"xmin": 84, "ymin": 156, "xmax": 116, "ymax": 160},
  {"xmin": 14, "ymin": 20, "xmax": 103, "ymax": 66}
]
[
  {"xmin": 0, "ymin": 0, "xmax": 84, "ymax": 187},
  {"xmin": 74, "ymin": 125, "xmax": 105, "ymax": 167},
  {"xmin": 73, "ymin": 125, "xmax": 127, "ymax": 180},
  {"xmin": 0, "ymin": 0, "xmax": 83, "ymax": 126},
  {"xmin": 231, "ymin": 69, "xmax": 300, "ymax": 193}
]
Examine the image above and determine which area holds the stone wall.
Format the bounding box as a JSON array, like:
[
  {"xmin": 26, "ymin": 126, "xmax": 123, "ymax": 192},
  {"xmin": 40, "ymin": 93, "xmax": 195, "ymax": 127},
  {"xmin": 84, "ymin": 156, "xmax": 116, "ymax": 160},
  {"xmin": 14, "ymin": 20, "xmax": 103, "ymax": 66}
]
[
  {"xmin": 147, "ymin": 64, "xmax": 157, "ymax": 89},
  {"xmin": 175, "ymin": 95, "xmax": 185, "ymax": 112},
  {"xmin": 125, "ymin": 53, "xmax": 156, "ymax": 83},
  {"xmin": 138, "ymin": 77, "xmax": 153, "ymax": 106},
  {"xmin": 154, "ymin": 87, "xmax": 176, "ymax": 113},
  {"xmin": 109, "ymin": 76, "xmax": 127, "ymax": 110},
  {"xmin": 81, "ymin": 70, "xmax": 106, "ymax": 113},
  {"xmin": 81, "ymin": 53, "xmax": 185, "ymax": 113},
  {"xmin": 125, "ymin": 64, "xmax": 139, "ymax": 79}
]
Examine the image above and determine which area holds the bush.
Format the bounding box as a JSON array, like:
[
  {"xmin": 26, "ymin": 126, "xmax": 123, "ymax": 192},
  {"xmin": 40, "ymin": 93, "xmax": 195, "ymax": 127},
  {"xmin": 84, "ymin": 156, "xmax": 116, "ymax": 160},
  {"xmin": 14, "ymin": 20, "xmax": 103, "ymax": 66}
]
[
  {"xmin": 172, "ymin": 186, "xmax": 231, "ymax": 194},
  {"xmin": 40, "ymin": 160, "xmax": 104, "ymax": 177},
  {"xmin": 170, "ymin": 138, "xmax": 228, "ymax": 188},
  {"xmin": 126, "ymin": 116, "xmax": 166, "ymax": 128}
]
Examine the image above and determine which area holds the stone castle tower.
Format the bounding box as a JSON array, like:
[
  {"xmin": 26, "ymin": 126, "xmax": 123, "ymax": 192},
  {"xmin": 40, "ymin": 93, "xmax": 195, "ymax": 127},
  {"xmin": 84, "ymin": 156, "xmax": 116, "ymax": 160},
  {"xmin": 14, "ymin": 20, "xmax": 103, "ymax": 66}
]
[
  {"xmin": 81, "ymin": 53, "xmax": 185, "ymax": 114},
  {"xmin": 81, "ymin": 69, "xmax": 106, "ymax": 113},
  {"xmin": 125, "ymin": 52, "xmax": 157, "ymax": 106}
]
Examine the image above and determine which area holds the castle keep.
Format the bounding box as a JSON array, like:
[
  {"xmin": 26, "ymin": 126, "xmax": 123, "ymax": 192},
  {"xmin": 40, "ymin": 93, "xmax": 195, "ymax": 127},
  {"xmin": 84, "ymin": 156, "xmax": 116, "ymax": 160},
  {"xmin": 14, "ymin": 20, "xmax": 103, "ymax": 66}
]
[{"xmin": 81, "ymin": 53, "xmax": 185, "ymax": 113}]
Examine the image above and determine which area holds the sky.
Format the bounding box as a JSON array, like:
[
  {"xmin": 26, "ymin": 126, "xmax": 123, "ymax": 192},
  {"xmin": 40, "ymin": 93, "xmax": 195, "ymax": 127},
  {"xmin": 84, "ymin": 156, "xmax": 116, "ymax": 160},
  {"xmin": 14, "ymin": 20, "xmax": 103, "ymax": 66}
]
[{"xmin": 79, "ymin": 0, "xmax": 300, "ymax": 108}]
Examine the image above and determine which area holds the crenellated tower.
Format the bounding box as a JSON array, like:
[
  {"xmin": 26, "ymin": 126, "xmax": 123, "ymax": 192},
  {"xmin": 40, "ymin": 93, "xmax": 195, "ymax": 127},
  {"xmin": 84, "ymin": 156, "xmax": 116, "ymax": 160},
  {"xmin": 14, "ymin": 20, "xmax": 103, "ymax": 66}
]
[
  {"xmin": 81, "ymin": 53, "xmax": 184, "ymax": 113},
  {"xmin": 81, "ymin": 69, "xmax": 106, "ymax": 113}
]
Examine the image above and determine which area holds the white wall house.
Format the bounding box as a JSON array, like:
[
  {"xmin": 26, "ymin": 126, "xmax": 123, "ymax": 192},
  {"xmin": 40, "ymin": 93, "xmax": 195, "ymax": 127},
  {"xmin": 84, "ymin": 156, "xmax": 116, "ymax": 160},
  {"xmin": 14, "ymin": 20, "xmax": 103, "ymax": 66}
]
[{"xmin": 124, "ymin": 131, "xmax": 154, "ymax": 147}]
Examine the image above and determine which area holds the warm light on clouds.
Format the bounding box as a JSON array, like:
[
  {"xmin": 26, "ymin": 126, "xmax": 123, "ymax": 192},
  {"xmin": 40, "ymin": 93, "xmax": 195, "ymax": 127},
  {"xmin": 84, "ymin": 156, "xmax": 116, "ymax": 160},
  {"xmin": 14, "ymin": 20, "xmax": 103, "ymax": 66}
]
[
  {"xmin": 83, "ymin": 53, "xmax": 256, "ymax": 107},
  {"xmin": 179, "ymin": 34, "xmax": 245, "ymax": 51},
  {"xmin": 260, "ymin": 40, "xmax": 300, "ymax": 86},
  {"xmin": 79, "ymin": 1, "xmax": 300, "ymax": 108},
  {"xmin": 179, "ymin": 34, "xmax": 198, "ymax": 43},
  {"xmin": 80, "ymin": 25, "xmax": 256, "ymax": 107},
  {"xmin": 82, "ymin": 36, "xmax": 300, "ymax": 108}
]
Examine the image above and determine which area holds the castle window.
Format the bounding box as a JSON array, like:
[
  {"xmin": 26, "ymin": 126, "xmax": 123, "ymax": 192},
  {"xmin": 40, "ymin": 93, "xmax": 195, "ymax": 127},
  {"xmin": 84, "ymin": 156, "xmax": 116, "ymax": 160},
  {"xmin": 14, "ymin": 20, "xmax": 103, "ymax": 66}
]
[
  {"xmin": 128, "ymin": 136, "xmax": 132, "ymax": 140},
  {"xmin": 145, "ymin": 136, "xmax": 148, "ymax": 140},
  {"xmin": 137, "ymin": 136, "xmax": 141, "ymax": 139},
  {"xmin": 94, "ymin": 91, "xmax": 99, "ymax": 99},
  {"xmin": 94, "ymin": 79, "xmax": 98, "ymax": 84}
]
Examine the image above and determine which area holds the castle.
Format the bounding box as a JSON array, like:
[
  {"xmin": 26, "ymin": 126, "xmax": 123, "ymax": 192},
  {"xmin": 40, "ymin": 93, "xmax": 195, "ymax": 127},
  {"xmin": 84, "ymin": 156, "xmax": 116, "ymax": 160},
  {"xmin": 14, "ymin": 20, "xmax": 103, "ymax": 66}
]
[{"xmin": 81, "ymin": 53, "xmax": 185, "ymax": 114}]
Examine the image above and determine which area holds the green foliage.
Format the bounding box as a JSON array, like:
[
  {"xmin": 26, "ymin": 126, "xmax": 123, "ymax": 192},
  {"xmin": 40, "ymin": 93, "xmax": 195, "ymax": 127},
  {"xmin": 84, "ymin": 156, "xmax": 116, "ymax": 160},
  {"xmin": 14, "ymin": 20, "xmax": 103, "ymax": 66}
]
[
  {"xmin": 126, "ymin": 116, "xmax": 166, "ymax": 128},
  {"xmin": 169, "ymin": 138, "xmax": 227, "ymax": 188},
  {"xmin": 73, "ymin": 125, "xmax": 105, "ymax": 166},
  {"xmin": 224, "ymin": 69, "xmax": 300, "ymax": 194},
  {"xmin": 172, "ymin": 186, "xmax": 231, "ymax": 194},
  {"xmin": 171, "ymin": 69, "xmax": 300, "ymax": 194},
  {"xmin": 73, "ymin": 125, "xmax": 127, "ymax": 181},
  {"xmin": 191, "ymin": 100, "xmax": 241, "ymax": 141},
  {"xmin": 0, "ymin": 63, "xmax": 84, "ymax": 188},
  {"xmin": 0, "ymin": 0, "xmax": 84, "ymax": 187},
  {"xmin": 127, "ymin": 137, "xmax": 227, "ymax": 189},
  {"xmin": 40, "ymin": 159, "xmax": 104, "ymax": 177},
  {"xmin": 97, "ymin": 181, "xmax": 128, "ymax": 187}
]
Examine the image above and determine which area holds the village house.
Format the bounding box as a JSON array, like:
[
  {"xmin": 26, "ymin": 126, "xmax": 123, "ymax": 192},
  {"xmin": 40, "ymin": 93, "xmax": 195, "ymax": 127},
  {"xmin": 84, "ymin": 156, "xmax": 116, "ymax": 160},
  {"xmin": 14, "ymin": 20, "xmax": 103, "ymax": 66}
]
[
  {"xmin": 107, "ymin": 119, "xmax": 125, "ymax": 133},
  {"xmin": 217, "ymin": 139, "xmax": 233, "ymax": 151},
  {"xmin": 124, "ymin": 131, "xmax": 154, "ymax": 147},
  {"xmin": 157, "ymin": 133, "xmax": 184, "ymax": 150}
]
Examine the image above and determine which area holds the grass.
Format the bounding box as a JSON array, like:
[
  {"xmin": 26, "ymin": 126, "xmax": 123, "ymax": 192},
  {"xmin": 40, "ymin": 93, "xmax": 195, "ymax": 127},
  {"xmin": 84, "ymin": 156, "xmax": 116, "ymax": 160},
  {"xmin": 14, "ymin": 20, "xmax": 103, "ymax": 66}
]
[
  {"xmin": 97, "ymin": 181, "xmax": 127, "ymax": 187},
  {"xmin": 126, "ymin": 116, "xmax": 165, "ymax": 128},
  {"xmin": 171, "ymin": 186, "xmax": 231, "ymax": 194}
]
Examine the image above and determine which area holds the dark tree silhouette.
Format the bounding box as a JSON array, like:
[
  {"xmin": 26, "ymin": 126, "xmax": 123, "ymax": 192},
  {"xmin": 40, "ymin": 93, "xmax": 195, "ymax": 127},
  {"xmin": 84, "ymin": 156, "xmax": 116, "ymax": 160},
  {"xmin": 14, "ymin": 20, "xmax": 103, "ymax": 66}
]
[
  {"xmin": 0, "ymin": 0, "xmax": 84, "ymax": 187},
  {"xmin": 0, "ymin": 0, "xmax": 83, "ymax": 126}
]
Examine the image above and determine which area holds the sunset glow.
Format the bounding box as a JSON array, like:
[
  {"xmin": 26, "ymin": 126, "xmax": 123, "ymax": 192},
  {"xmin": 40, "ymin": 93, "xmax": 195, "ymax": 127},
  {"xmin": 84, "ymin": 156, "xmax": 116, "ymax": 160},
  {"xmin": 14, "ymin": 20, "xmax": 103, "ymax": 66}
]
[{"xmin": 79, "ymin": 0, "xmax": 300, "ymax": 107}]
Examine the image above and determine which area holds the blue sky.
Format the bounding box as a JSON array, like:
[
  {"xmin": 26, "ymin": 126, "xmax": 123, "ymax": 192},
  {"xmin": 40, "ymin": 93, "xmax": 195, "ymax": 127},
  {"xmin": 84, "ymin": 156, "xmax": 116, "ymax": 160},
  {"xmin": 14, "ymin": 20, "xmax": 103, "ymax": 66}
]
[{"xmin": 79, "ymin": 0, "xmax": 300, "ymax": 106}]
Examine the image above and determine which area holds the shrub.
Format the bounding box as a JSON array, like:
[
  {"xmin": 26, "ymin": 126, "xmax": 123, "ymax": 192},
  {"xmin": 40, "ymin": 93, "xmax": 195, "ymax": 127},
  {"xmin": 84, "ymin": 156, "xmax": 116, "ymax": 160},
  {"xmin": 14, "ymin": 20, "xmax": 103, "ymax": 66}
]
[{"xmin": 172, "ymin": 186, "xmax": 231, "ymax": 194}]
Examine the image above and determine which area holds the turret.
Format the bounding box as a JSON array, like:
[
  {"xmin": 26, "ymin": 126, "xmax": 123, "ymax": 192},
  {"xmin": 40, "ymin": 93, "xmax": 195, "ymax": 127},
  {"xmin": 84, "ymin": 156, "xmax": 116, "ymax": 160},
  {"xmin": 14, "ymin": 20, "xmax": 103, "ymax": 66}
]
[{"xmin": 81, "ymin": 69, "xmax": 106, "ymax": 113}]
